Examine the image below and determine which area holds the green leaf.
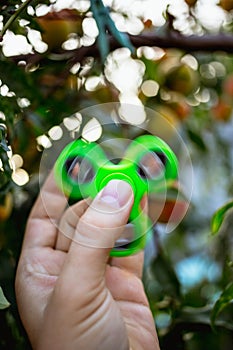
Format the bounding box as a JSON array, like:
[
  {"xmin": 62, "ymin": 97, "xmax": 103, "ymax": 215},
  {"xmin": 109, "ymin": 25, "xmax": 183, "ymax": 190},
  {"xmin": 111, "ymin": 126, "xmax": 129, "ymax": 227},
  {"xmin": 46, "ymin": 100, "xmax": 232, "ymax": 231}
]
[
  {"xmin": 211, "ymin": 200, "xmax": 233, "ymax": 235},
  {"xmin": 0, "ymin": 287, "xmax": 10, "ymax": 310},
  {"xmin": 150, "ymin": 251, "xmax": 181, "ymax": 298},
  {"xmin": 187, "ymin": 128, "xmax": 207, "ymax": 151},
  {"xmin": 211, "ymin": 283, "xmax": 233, "ymax": 329}
]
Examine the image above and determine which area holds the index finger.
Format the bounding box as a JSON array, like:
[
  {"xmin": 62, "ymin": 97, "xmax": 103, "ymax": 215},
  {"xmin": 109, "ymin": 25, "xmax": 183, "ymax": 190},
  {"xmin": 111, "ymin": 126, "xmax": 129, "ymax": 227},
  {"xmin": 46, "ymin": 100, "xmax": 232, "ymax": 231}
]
[{"xmin": 23, "ymin": 171, "xmax": 68, "ymax": 249}]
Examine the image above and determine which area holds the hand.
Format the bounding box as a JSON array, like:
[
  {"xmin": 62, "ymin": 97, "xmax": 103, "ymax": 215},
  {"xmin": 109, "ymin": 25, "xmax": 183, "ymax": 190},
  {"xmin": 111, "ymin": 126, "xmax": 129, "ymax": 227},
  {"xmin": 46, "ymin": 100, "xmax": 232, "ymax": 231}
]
[{"xmin": 15, "ymin": 172, "xmax": 160, "ymax": 350}]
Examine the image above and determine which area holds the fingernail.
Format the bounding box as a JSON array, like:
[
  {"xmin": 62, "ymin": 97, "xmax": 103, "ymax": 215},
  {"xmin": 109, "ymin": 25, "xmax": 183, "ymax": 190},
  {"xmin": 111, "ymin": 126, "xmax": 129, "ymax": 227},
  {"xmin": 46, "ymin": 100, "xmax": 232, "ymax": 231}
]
[{"xmin": 100, "ymin": 180, "xmax": 133, "ymax": 208}]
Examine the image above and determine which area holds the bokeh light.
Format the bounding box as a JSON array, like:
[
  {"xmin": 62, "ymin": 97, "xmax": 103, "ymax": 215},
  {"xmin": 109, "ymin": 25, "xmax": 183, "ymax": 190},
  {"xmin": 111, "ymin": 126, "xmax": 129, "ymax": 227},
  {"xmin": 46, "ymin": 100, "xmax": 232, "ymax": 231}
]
[
  {"xmin": 12, "ymin": 168, "xmax": 29, "ymax": 186},
  {"xmin": 82, "ymin": 117, "xmax": 102, "ymax": 142}
]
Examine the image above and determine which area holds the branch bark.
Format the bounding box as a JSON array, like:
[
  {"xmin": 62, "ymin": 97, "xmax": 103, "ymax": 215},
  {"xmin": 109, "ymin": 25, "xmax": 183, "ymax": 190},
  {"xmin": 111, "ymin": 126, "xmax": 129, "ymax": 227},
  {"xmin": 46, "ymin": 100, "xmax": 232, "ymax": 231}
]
[
  {"xmin": 129, "ymin": 31, "xmax": 233, "ymax": 53},
  {"xmin": 69, "ymin": 31, "xmax": 233, "ymax": 65},
  {"xmin": 10, "ymin": 31, "xmax": 233, "ymax": 66}
]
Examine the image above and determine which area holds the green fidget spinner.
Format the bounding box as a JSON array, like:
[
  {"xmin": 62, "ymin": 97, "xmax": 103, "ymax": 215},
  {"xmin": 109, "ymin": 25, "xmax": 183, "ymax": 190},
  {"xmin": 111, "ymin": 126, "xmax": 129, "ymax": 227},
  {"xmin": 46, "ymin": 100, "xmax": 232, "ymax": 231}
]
[{"xmin": 54, "ymin": 135, "xmax": 179, "ymax": 257}]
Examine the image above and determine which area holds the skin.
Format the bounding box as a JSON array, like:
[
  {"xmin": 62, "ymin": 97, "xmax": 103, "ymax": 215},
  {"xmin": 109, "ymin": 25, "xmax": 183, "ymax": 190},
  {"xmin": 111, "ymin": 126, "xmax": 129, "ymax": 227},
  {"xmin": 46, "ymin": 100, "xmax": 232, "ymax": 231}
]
[{"xmin": 15, "ymin": 173, "xmax": 160, "ymax": 350}]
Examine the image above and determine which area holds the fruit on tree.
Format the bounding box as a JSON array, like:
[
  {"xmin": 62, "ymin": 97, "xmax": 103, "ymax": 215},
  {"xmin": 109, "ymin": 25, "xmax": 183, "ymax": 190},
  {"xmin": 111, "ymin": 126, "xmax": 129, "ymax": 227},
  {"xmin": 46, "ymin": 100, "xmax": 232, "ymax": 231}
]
[
  {"xmin": 143, "ymin": 19, "xmax": 153, "ymax": 29},
  {"xmin": 211, "ymin": 99, "xmax": 232, "ymax": 121},
  {"xmin": 218, "ymin": 0, "xmax": 233, "ymax": 11},
  {"xmin": 147, "ymin": 105, "xmax": 180, "ymax": 143},
  {"xmin": 184, "ymin": 0, "xmax": 198, "ymax": 7},
  {"xmin": 166, "ymin": 94, "xmax": 191, "ymax": 121},
  {"xmin": 149, "ymin": 179, "xmax": 189, "ymax": 223},
  {"xmin": 37, "ymin": 9, "xmax": 84, "ymax": 51},
  {"xmin": 89, "ymin": 86, "xmax": 119, "ymax": 103},
  {"xmin": 223, "ymin": 74, "xmax": 233, "ymax": 97},
  {"xmin": 164, "ymin": 64, "xmax": 199, "ymax": 96},
  {"xmin": 149, "ymin": 197, "xmax": 189, "ymax": 223},
  {"xmin": 0, "ymin": 193, "xmax": 13, "ymax": 222}
]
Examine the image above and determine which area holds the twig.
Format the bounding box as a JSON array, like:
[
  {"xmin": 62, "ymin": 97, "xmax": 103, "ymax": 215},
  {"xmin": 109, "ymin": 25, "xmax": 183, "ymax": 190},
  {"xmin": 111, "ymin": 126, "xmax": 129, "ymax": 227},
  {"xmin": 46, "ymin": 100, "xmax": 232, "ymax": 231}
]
[{"xmin": 0, "ymin": 0, "xmax": 35, "ymax": 41}]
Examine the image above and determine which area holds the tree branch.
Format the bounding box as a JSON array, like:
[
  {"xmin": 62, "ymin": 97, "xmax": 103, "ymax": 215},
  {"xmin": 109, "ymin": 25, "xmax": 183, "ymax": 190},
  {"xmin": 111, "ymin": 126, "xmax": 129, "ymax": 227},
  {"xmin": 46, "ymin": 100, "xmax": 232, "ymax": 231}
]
[
  {"xmin": 129, "ymin": 31, "xmax": 233, "ymax": 53},
  {"xmin": 69, "ymin": 31, "xmax": 233, "ymax": 65},
  {"xmin": 10, "ymin": 31, "xmax": 233, "ymax": 67}
]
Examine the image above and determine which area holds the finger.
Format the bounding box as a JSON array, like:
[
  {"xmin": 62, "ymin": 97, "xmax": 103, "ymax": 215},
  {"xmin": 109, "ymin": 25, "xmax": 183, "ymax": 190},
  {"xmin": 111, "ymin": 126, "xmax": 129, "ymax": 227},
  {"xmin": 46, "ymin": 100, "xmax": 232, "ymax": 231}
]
[
  {"xmin": 55, "ymin": 199, "xmax": 89, "ymax": 252},
  {"xmin": 108, "ymin": 194, "xmax": 147, "ymax": 278},
  {"xmin": 105, "ymin": 264, "xmax": 149, "ymax": 306},
  {"xmin": 30, "ymin": 171, "xmax": 68, "ymax": 222},
  {"xmin": 109, "ymin": 251, "xmax": 144, "ymax": 279},
  {"xmin": 58, "ymin": 180, "xmax": 134, "ymax": 290},
  {"xmin": 23, "ymin": 171, "xmax": 68, "ymax": 250}
]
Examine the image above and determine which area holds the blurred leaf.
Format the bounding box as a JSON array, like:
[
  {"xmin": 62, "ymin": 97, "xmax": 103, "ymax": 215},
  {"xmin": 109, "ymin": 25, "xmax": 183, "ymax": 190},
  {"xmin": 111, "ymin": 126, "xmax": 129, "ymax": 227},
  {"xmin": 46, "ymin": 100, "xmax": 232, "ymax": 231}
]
[
  {"xmin": 0, "ymin": 139, "xmax": 9, "ymax": 152},
  {"xmin": 211, "ymin": 200, "xmax": 233, "ymax": 235},
  {"xmin": 0, "ymin": 126, "xmax": 10, "ymax": 152},
  {"xmin": 211, "ymin": 283, "xmax": 233, "ymax": 329},
  {"xmin": 141, "ymin": 56, "xmax": 160, "ymax": 81},
  {"xmin": 179, "ymin": 305, "xmax": 212, "ymax": 325},
  {"xmin": 187, "ymin": 128, "xmax": 207, "ymax": 151},
  {"xmin": 150, "ymin": 251, "xmax": 181, "ymax": 298},
  {"xmin": 0, "ymin": 60, "xmax": 37, "ymax": 100},
  {"xmin": 6, "ymin": 311, "xmax": 25, "ymax": 348},
  {"xmin": 0, "ymin": 287, "xmax": 10, "ymax": 309}
]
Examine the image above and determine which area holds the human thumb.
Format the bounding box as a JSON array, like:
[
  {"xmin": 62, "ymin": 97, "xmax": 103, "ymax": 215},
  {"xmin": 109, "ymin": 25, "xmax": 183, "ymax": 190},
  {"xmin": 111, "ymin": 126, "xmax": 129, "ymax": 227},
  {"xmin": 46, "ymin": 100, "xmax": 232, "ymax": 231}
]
[{"xmin": 60, "ymin": 180, "xmax": 134, "ymax": 287}]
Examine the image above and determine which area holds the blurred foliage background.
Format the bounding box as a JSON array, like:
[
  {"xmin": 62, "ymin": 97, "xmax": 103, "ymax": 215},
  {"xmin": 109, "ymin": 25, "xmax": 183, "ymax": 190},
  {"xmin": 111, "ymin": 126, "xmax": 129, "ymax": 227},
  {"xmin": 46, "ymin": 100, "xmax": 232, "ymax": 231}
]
[{"xmin": 0, "ymin": 0, "xmax": 233, "ymax": 349}]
